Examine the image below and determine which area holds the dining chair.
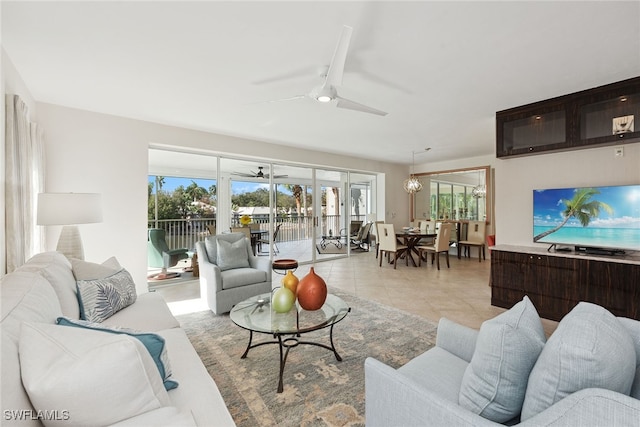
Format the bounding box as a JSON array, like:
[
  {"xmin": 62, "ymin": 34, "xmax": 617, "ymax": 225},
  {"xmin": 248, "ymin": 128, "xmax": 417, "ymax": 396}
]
[
  {"xmin": 417, "ymin": 223, "xmax": 452, "ymax": 270},
  {"xmin": 377, "ymin": 223, "xmax": 408, "ymax": 269},
  {"xmin": 230, "ymin": 227, "xmax": 251, "ymax": 239},
  {"xmin": 206, "ymin": 224, "xmax": 216, "ymax": 235},
  {"xmin": 417, "ymin": 220, "xmax": 434, "ymax": 245},
  {"xmin": 457, "ymin": 220, "xmax": 486, "ymax": 262},
  {"xmin": 371, "ymin": 220, "xmax": 384, "ymax": 258}
]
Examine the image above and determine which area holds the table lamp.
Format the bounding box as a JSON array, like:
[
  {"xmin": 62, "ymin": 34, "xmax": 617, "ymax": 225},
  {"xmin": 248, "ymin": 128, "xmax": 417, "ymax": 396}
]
[{"xmin": 37, "ymin": 193, "xmax": 103, "ymax": 260}]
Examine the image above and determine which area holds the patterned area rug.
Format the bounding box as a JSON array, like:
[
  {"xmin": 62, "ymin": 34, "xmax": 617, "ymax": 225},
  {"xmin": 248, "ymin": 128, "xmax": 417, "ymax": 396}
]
[{"xmin": 176, "ymin": 289, "xmax": 438, "ymax": 427}]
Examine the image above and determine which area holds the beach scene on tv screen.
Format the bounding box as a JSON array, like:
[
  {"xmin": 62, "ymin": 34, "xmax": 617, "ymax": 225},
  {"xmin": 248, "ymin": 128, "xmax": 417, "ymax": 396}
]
[{"xmin": 533, "ymin": 185, "xmax": 640, "ymax": 251}]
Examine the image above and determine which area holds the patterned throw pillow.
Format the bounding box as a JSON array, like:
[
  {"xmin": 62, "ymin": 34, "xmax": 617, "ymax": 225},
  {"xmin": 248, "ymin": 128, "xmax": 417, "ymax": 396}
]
[
  {"xmin": 57, "ymin": 316, "xmax": 178, "ymax": 390},
  {"xmin": 77, "ymin": 268, "xmax": 137, "ymax": 322}
]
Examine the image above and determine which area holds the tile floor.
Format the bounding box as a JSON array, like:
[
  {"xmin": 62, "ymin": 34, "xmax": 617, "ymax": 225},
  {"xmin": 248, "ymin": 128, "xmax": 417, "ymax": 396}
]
[{"xmin": 153, "ymin": 248, "xmax": 559, "ymax": 336}]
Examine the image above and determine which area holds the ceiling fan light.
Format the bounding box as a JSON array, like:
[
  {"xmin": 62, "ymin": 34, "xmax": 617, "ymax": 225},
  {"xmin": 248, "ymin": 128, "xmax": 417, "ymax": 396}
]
[{"xmin": 317, "ymin": 95, "xmax": 332, "ymax": 103}]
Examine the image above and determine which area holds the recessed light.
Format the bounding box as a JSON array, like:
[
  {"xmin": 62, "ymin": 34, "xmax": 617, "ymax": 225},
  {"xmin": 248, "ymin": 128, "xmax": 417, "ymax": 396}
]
[
  {"xmin": 535, "ymin": 116, "xmax": 541, "ymax": 120},
  {"xmin": 621, "ymin": 97, "xmax": 628, "ymax": 102}
]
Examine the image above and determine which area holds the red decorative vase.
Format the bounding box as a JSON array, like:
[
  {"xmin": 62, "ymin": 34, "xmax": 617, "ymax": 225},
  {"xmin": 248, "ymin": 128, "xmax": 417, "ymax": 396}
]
[{"xmin": 296, "ymin": 267, "xmax": 327, "ymax": 311}]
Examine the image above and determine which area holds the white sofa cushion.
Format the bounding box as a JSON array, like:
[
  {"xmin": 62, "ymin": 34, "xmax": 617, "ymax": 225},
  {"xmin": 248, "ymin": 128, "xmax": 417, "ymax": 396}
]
[
  {"xmin": 521, "ymin": 302, "xmax": 636, "ymax": 420},
  {"xmin": 15, "ymin": 252, "xmax": 79, "ymax": 318},
  {"xmin": 108, "ymin": 406, "xmax": 197, "ymax": 426},
  {"xmin": 19, "ymin": 322, "xmax": 170, "ymax": 426},
  {"xmin": 1, "ymin": 272, "xmax": 64, "ymax": 427},
  {"xmin": 102, "ymin": 292, "xmax": 181, "ymax": 331},
  {"xmin": 57, "ymin": 316, "xmax": 178, "ymax": 390},
  {"xmin": 157, "ymin": 327, "xmax": 236, "ymax": 426},
  {"xmin": 459, "ymin": 296, "xmax": 546, "ymax": 422},
  {"xmin": 71, "ymin": 256, "xmax": 122, "ymax": 280},
  {"xmin": 77, "ymin": 268, "xmax": 137, "ymax": 322}
]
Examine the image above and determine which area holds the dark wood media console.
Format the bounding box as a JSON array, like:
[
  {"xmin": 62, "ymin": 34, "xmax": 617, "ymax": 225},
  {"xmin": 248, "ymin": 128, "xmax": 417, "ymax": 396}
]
[{"xmin": 490, "ymin": 245, "xmax": 640, "ymax": 321}]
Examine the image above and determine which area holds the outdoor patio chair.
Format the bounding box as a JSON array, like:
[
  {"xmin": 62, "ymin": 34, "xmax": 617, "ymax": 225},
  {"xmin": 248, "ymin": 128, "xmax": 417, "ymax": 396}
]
[
  {"xmin": 147, "ymin": 228, "xmax": 189, "ymax": 269},
  {"xmin": 259, "ymin": 223, "xmax": 281, "ymax": 255},
  {"xmin": 351, "ymin": 222, "xmax": 373, "ymax": 251}
]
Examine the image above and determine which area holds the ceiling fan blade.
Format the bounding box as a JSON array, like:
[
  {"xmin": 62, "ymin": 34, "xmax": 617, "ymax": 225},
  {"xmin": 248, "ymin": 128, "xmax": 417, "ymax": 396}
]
[
  {"xmin": 252, "ymin": 94, "xmax": 307, "ymax": 105},
  {"xmin": 325, "ymin": 25, "xmax": 353, "ymax": 88},
  {"xmin": 231, "ymin": 172, "xmax": 255, "ymax": 178},
  {"xmin": 336, "ymin": 96, "xmax": 388, "ymax": 116}
]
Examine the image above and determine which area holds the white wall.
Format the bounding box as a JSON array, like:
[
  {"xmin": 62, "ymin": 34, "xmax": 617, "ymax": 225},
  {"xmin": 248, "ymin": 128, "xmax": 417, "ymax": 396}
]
[
  {"xmin": 36, "ymin": 103, "xmax": 407, "ymax": 292},
  {"xmin": 493, "ymin": 143, "xmax": 640, "ymax": 248}
]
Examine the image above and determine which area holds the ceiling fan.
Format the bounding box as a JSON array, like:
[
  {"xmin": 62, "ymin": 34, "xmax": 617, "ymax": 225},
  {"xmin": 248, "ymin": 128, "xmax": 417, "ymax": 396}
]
[
  {"xmin": 263, "ymin": 25, "xmax": 388, "ymax": 116},
  {"xmin": 231, "ymin": 166, "xmax": 288, "ymax": 179}
]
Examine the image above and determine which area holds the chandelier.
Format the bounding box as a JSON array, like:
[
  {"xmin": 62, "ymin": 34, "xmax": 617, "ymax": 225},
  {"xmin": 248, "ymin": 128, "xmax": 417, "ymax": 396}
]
[
  {"xmin": 472, "ymin": 170, "xmax": 486, "ymax": 199},
  {"xmin": 403, "ymin": 149, "xmax": 429, "ymax": 194},
  {"xmin": 403, "ymin": 176, "xmax": 423, "ymax": 193}
]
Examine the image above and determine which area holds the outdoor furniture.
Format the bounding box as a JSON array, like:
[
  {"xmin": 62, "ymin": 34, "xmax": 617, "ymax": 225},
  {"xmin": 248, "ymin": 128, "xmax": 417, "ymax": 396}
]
[
  {"xmin": 259, "ymin": 223, "xmax": 281, "ymax": 255},
  {"xmin": 147, "ymin": 228, "xmax": 189, "ymax": 270},
  {"xmin": 351, "ymin": 222, "xmax": 373, "ymax": 251},
  {"xmin": 195, "ymin": 232, "xmax": 271, "ymax": 315}
]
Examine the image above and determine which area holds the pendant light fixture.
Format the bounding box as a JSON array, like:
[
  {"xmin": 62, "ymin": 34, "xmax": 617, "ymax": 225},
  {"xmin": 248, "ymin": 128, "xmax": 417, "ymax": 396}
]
[
  {"xmin": 403, "ymin": 148, "xmax": 430, "ymax": 194},
  {"xmin": 472, "ymin": 169, "xmax": 486, "ymax": 199}
]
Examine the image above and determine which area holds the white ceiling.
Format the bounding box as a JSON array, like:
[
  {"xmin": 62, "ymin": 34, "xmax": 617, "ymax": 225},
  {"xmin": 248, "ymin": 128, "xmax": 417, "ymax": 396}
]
[{"xmin": 3, "ymin": 1, "xmax": 639, "ymax": 165}]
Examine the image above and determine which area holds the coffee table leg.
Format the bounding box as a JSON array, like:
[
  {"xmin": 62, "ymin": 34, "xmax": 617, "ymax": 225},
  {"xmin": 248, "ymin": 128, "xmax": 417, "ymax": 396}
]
[
  {"xmin": 329, "ymin": 322, "xmax": 342, "ymax": 361},
  {"xmin": 241, "ymin": 330, "xmax": 253, "ymax": 359},
  {"xmin": 277, "ymin": 335, "xmax": 286, "ymax": 393}
]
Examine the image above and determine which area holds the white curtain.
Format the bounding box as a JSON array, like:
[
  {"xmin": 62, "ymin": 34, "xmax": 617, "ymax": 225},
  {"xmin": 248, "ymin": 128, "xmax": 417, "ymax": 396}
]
[{"xmin": 5, "ymin": 94, "xmax": 45, "ymax": 272}]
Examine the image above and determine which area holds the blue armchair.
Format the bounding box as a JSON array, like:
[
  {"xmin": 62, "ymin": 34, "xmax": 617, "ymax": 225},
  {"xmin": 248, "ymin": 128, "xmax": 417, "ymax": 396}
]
[{"xmin": 147, "ymin": 228, "xmax": 189, "ymax": 269}]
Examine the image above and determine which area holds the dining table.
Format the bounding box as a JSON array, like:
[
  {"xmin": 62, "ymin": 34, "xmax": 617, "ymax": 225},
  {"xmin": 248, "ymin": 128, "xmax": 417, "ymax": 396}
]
[
  {"xmin": 250, "ymin": 229, "xmax": 268, "ymax": 255},
  {"xmin": 395, "ymin": 230, "xmax": 437, "ymax": 267}
]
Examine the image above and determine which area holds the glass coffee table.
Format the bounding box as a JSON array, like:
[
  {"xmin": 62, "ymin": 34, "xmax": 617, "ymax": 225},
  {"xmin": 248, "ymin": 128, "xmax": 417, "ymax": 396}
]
[{"xmin": 230, "ymin": 292, "xmax": 350, "ymax": 393}]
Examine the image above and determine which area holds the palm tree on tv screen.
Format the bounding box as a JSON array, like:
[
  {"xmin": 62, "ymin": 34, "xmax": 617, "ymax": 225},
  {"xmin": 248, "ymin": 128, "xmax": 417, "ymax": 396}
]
[{"xmin": 533, "ymin": 188, "xmax": 613, "ymax": 242}]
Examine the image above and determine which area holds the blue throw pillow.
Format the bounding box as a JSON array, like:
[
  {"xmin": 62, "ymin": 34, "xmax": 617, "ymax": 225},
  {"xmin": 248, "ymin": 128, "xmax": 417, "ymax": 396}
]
[{"xmin": 56, "ymin": 317, "xmax": 178, "ymax": 391}]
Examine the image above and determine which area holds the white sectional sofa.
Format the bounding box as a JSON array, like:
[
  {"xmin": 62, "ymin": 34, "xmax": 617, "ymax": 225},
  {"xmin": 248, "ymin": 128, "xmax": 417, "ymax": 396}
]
[{"xmin": 1, "ymin": 251, "xmax": 235, "ymax": 426}]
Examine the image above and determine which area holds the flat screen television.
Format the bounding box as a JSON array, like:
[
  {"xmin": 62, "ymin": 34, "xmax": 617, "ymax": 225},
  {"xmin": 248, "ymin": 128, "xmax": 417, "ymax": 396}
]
[{"xmin": 533, "ymin": 184, "xmax": 640, "ymax": 254}]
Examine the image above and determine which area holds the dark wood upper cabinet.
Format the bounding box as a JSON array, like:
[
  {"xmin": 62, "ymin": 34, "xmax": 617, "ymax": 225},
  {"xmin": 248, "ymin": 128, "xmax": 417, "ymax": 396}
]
[{"xmin": 496, "ymin": 76, "xmax": 640, "ymax": 158}]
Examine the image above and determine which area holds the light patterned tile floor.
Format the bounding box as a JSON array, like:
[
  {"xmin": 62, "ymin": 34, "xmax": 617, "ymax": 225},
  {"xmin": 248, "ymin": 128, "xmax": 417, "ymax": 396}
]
[{"xmin": 153, "ymin": 248, "xmax": 558, "ymax": 336}]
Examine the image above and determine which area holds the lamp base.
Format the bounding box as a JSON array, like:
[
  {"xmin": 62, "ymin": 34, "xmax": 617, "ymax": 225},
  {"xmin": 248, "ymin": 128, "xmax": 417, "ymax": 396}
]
[{"xmin": 56, "ymin": 225, "xmax": 84, "ymax": 260}]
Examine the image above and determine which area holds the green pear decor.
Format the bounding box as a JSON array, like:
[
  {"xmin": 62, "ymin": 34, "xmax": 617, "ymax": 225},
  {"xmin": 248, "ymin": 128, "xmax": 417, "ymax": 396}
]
[{"xmin": 272, "ymin": 287, "xmax": 295, "ymax": 313}]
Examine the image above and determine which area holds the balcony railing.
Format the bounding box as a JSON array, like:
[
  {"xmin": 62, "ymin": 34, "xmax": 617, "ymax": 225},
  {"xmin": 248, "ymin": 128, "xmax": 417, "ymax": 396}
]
[{"xmin": 148, "ymin": 215, "xmax": 365, "ymax": 251}]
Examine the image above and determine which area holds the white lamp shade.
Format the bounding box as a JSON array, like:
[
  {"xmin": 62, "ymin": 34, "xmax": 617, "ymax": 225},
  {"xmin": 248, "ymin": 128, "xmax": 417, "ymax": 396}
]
[{"xmin": 37, "ymin": 193, "xmax": 103, "ymax": 225}]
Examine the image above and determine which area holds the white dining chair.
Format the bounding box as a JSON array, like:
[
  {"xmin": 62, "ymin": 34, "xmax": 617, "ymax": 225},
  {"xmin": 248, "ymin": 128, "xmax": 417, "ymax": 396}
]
[
  {"xmin": 417, "ymin": 223, "xmax": 452, "ymax": 270},
  {"xmin": 377, "ymin": 223, "xmax": 408, "ymax": 269}
]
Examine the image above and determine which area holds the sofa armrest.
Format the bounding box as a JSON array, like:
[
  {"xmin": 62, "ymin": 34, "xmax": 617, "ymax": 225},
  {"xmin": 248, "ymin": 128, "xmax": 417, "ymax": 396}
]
[
  {"xmin": 435, "ymin": 317, "xmax": 478, "ymax": 363},
  {"xmin": 519, "ymin": 388, "xmax": 640, "ymax": 427},
  {"xmin": 365, "ymin": 357, "xmax": 497, "ymax": 427}
]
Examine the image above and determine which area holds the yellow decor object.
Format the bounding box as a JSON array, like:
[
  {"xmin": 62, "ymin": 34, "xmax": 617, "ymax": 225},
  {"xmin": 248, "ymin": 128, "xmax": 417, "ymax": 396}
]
[
  {"xmin": 239, "ymin": 215, "xmax": 251, "ymax": 226},
  {"xmin": 281, "ymin": 270, "xmax": 299, "ymax": 295}
]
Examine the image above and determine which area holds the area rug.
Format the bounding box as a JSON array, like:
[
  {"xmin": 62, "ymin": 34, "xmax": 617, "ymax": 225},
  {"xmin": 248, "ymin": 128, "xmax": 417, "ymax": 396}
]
[
  {"xmin": 176, "ymin": 289, "xmax": 438, "ymax": 427},
  {"xmin": 315, "ymin": 243, "xmax": 347, "ymax": 254}
]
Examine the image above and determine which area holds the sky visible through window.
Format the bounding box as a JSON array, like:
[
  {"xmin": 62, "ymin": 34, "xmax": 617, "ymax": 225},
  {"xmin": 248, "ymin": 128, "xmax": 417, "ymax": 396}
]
[{"xmin": 148, "ymin": 176, "xmax": 291, "ymax": 195}]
